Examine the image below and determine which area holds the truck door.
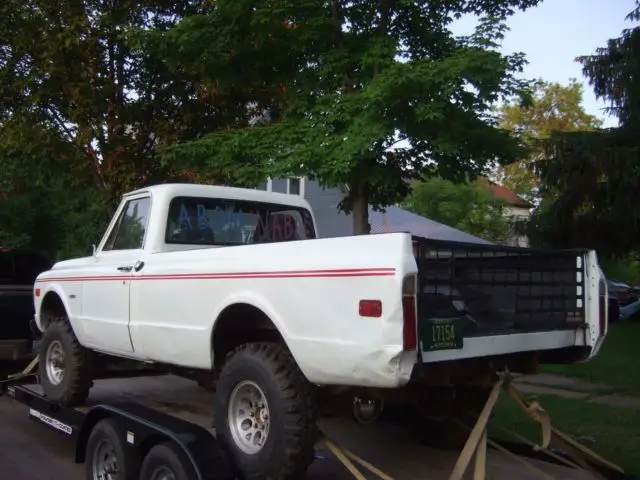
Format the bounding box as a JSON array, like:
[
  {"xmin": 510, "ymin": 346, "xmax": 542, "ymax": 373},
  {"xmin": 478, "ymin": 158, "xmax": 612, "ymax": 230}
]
[{"xmin": 81, "ymin": 195, "xmax": 151, "ymax": 355}]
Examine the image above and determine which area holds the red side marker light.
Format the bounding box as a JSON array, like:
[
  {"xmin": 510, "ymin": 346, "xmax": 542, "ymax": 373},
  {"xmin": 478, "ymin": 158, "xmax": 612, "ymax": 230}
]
[
  {"xmin": 34, "ymin": 288, "xmax": 41, "ymax": 297},
  {"xmin": 359, "ymin": 300, "xmax": 382, "ymax": 318}
]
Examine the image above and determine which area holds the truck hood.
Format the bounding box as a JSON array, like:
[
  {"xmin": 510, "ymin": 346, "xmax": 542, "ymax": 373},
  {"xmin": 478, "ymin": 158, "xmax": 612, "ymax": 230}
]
[{"xmin": 50, "ymin": 256, "xmax": 94, "ymax": 271}]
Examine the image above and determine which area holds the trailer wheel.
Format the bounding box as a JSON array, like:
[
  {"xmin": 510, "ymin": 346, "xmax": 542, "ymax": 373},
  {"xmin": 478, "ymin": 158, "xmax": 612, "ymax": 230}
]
[
  {"xmin": 140, "ymin": 442, "xmax": 196, "ymax": 480},
  {"xmin": 86, "ymin": 418, "xmax": 140, "ymax": 480},
  {"xmin": 214, "ymin": 342, "xmax": 318, "ymax": 480},
  {"xmin": 39, "ymin": 319, "xmax": 93, "ymax": 406}
]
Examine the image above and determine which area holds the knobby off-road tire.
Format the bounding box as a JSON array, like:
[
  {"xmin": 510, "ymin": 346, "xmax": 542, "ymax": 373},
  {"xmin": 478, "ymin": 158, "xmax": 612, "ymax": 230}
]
[
  {"xmin": 213, "ymin": 342, "xmax": 318, "ymax": 480},
  {"xmin": 38, "ymin": 319, "xmax": 93, "ymax": 406}
]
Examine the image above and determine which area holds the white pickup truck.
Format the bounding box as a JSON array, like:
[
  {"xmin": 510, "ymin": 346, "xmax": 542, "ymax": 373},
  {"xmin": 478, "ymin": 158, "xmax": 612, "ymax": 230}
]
[{"xmin": 33, "ymin": 183, "xmax": 609, "ymax": 479}]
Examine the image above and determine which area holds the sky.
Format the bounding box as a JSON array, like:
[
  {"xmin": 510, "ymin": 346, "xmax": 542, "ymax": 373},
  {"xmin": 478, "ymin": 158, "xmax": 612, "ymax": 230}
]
[{"xmin": 451, "ymin": 0, "xmax": 638, "ymax": 128}]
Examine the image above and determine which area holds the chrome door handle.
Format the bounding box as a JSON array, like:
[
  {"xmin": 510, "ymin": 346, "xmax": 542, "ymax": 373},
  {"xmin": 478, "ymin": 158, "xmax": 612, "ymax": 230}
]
[{"xmin": 117, "ymin": 265, "xmax": 133, "ymax": 272}]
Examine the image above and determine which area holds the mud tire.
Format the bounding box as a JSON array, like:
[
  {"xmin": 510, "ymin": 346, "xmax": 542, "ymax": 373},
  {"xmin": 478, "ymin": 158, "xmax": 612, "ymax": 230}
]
[
  {"xmin": 213, "ymin": 342, "xmax": 318, "ymax": 480},
  {"xmin": 38, "ymin": 319, "xmax": 93, "ymax": 406}
]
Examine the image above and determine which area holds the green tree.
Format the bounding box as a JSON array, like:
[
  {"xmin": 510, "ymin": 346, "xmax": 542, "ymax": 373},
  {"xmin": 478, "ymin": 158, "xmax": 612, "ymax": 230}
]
[
  {"xmin": 528, "ymin": 3, "xmax": 640, "ymax": 256},
  {"xmin": 161, "ymin": 1, "xmax": 540, "ymax": 234},
  {"xmin": 401, "ymin": 177, "xmax": 510, "ymax": 243},
  {"xmin": 0, "ymin": 0, "xmax": 258, "ymax": 206},
  {"xmin": 0, "ymin": 118, "xmax": 110, "ymax": 259},
  {"xmin": 496, "ymin": 80, "xmax": 602, "ymax": 203}
]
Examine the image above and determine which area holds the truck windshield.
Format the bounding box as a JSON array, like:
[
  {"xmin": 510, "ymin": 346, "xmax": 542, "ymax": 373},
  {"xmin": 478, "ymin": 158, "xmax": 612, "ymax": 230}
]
[{"xmin": 165, "ymin": 196, "xmax": 316, "ymax": 246}]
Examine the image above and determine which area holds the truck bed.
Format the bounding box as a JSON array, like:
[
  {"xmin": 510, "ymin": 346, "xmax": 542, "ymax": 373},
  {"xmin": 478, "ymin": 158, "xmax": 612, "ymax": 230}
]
[{"xmin": 23, "ymin": 375, "xmax": 595, "ymax": 479}]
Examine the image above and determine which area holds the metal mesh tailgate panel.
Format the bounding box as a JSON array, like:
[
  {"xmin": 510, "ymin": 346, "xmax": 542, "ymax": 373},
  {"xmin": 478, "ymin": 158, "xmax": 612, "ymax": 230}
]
[{"xmin": 413, "ymin": 237, "xmax": 587, "ymax": 337}]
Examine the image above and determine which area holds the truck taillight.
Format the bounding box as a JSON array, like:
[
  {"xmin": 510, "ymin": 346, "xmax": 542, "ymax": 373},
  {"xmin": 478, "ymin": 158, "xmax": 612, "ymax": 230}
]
[{"xmin": 402, "ymin": 275, "xmax": 417, "ymax": 351}]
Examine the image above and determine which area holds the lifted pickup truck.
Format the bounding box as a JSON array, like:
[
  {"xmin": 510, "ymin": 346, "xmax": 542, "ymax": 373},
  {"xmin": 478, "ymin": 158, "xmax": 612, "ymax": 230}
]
[{"xmin": 32, "ymin": 183, "xmax": 609, "ymax": 479}]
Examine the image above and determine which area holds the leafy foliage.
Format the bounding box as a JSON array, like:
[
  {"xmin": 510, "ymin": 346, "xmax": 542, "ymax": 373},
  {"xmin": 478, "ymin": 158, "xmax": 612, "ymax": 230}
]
[
  {"xmin": 0, "ymin": 0, "xmax": 271, "ymax": 257},
  {"xmin": 162, "ymin": 0, "xmax": 541, "ymax": 233},
  {"xmin": 0, "ymin": 0, "xmax": 249, "ymax": 204},
  {"xmin": 496, "ymin": 80, "xmax": 602, "ymax": 203},
  {"xmin": 0, "ymin": 118, "xmax": 110, "ymax": 259},
  {"xmin": 528, "ymin": 4, "xmax": 640, "ymax": 256},
  {"xmin": 577, "ymin": 2, "xmax": 640, "ymax": 127},
  {"xmin": 528, "ymin": 128, "xmax": 640, "ymax": 255},
  {"xmin": 401, "ymin": 177, "xmax": 510, "ymax": 243}
]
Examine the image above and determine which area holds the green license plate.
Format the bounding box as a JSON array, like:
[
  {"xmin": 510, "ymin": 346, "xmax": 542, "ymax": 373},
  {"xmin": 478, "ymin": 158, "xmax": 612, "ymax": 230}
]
[{"xmin": 420, "ymin": 317, "xmax": 464, "ymax": 352}]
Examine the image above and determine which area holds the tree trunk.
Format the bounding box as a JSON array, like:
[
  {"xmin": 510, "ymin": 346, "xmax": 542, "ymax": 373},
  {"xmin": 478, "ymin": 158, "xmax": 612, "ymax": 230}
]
[{"xmin": 351, "ymin": 184, "xmax": 371, "ymax": 235}]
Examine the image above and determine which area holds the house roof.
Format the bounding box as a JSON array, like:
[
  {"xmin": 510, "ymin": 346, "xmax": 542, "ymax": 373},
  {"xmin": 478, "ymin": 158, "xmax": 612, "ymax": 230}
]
[
  {"xmin": 477, "ymin": 177, "xmax": 532, "ymax": 209},
  {"xmin": 368, "ymin": 205, "xmax": 494, "ymax": 245}
]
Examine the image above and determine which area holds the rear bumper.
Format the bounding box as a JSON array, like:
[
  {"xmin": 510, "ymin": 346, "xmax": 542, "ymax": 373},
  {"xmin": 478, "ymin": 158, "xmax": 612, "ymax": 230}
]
[
  {"xmin": 420, "ymin": 329, "xmax": 586, "ymax": 363},
  {"xmin": 0, "ymin": 339, "xmax": 37, "ymax": 361}
]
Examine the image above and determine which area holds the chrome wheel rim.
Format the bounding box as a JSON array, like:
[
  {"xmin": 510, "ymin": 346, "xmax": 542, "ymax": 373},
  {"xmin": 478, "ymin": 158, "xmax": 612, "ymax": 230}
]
[
  {"xmin": 92, "ymin": 439, "xmax": 118, "ymax": 480},
  {"xmin": 45, "ymin": 340, "xmax": 65, "ymax": 386},
  {"xmin": 228, "ymin": 380, "xmax": 270, "ymax": 455}
]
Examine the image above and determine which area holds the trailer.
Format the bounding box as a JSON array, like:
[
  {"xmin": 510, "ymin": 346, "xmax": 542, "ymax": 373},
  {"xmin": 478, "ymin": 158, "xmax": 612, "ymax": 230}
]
[{"xmin": 1, "ymin": 359, "xmax": 635, "ymax": 480}]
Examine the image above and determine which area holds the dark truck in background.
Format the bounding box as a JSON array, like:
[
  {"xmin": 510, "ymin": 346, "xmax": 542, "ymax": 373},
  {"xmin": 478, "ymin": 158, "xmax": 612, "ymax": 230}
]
[{"xmin": 0, "ymin": 248, "xmax": 52, "ymax": 364}]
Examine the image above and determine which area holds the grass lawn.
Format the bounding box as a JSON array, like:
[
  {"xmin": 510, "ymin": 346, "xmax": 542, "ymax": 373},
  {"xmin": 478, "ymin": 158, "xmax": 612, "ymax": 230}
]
[
  {"xmin": 489, "ymin": 394, "xmax": 640, "ymax": 474},
  {"xmin": 490, "ymin": 321, "xmax": 640, "ymax": 474},
  {"xmin": 541, "ymin": 321, "xmax": 640, "ymax": 396}
]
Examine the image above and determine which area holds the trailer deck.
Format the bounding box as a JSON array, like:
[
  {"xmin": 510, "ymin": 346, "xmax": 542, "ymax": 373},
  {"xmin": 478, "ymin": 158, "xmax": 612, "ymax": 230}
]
[{"xmin": 4, "ymin": 373, "xmax": 602, "ymax": 480}]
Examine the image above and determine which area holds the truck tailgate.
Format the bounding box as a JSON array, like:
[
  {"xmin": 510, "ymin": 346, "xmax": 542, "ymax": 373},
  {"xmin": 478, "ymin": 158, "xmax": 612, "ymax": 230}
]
[{"xmin": 413, "ymin": 237, "xmax": 592, "ymax": 354}]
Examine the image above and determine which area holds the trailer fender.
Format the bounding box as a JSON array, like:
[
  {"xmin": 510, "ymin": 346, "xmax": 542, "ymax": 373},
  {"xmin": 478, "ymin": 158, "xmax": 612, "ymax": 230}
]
[{"xmin": 76, "ymin": 402, "xmax": 234, "ymax": 480}]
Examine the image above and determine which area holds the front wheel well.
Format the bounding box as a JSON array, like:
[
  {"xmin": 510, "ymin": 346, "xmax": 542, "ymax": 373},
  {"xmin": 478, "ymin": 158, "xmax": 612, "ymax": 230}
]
[
  {"xmin": 212, "ymin": 303, "xmax": 284, "ymax": 369},
  {"xmin": 40, "ymin": 292, "xmax": 68, "ymax": 329}
]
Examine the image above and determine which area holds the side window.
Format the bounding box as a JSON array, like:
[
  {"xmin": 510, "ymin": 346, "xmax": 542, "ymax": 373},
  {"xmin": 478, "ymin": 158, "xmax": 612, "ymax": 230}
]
[{"xmin": 103, "ymin": 197, "xmax": 151, "ymax": 251}]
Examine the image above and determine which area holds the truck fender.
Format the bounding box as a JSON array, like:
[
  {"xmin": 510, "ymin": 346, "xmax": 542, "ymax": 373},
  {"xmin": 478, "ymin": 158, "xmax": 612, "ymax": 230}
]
[
  {"xmin": 208, "ymin": 293, "xmax": 311, "ymax": 376},
  {"xmin": 36, "ymin": 285, "xmax": 74, "ymax": 332},
  {"xmin": 209, "ymin": 292, "xmax": 292, "ymax": 342},
  {"xmin": 76, "ymin": 403, "xmax": 233, "ymax": 480}
]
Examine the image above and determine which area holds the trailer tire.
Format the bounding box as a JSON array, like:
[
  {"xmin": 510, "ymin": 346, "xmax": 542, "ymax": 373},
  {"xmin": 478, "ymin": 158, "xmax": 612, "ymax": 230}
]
[
  {"xmin": 38, "ymin": 319, "xmax": 93, "ymax": 406},
  {"xmin": 86, "ymin": 418, "xmax": 140, "ymax": 480},
  {"xmin": 140, "ymin": 442, "xmax": 197, "ymax": 480},
  {"xmin": 213, "ymin": 342, "xmax": 318, "ymax": 480}
]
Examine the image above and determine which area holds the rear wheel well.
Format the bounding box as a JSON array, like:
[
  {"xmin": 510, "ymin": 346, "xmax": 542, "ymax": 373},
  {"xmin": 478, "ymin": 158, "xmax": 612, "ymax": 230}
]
[
  {"xmin": 40, "ymin": 292, "xmax": 68, "ymax": 329},
  {"xmin": 212, "ymin": 303, "xmax": 284, "ymax": 369}
]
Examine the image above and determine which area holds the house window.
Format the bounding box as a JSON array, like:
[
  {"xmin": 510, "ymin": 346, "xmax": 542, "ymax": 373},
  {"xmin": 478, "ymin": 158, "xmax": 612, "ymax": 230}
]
[
  {"xmin": 287, "ymin": 177, "xmax": 303, "ymax": 196},
  {"xmin": 254, "ymin": 179, "xmax": 273, "ymax": 192}
]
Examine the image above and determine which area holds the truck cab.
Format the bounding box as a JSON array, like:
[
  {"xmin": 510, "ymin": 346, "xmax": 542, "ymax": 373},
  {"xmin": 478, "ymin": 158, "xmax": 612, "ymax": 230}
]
[{"xmin": 38, "ymin": 184, "xmax": 319, "ymax": 359}]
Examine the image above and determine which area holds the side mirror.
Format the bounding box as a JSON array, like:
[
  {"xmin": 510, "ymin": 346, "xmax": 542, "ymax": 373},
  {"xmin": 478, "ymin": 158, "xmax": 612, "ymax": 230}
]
[{"xmin": 91, "ymin": 244, "xmax": 97, "ymax": 257}]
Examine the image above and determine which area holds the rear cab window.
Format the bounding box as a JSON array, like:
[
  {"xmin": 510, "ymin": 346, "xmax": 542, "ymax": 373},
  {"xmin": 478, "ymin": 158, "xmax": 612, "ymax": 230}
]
[{"xmin": 165, "ymin": 196, "xmax": 316, "ymax": 246}]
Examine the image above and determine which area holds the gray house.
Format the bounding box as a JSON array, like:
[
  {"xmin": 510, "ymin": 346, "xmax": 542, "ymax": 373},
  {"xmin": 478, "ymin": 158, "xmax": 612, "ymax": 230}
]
[{"xmin": 256, "ymin": 177, "xmax": 491, "ymax": 245}]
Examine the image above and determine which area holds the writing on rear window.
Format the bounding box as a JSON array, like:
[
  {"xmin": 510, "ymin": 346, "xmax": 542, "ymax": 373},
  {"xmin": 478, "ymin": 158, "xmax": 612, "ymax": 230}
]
[{"xmin": 166, "ymin": 196, "xmax": 315, "ymax": 246}]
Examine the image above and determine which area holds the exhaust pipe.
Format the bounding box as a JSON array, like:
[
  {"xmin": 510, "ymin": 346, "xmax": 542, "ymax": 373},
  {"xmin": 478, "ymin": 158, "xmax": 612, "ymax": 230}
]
[{"xmin": 352, "ymin": 394, "xmax": 384, "ymax": 424}]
